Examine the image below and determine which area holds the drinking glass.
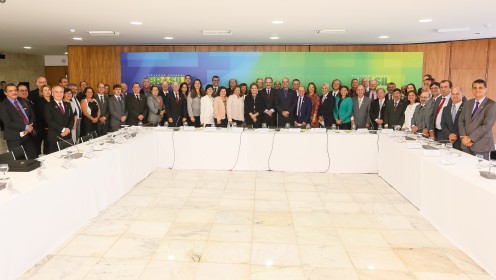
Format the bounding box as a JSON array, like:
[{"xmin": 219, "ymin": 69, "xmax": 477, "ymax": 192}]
[
  {"xmin": 305, "ymin": 123, "xmax": 311, "ymax": 130},
  {"xmin": 377, "ymin": 124, "xmax": 382, "ymax": 130},
  {"xmin": 476, "ymin": 154, "xmax": 484, "ymax": 169},
  {"xmin": 262, "ymin": 123, "xmax": 267, "ymax": 129},
  {"xmin": 0, "ymin": 164, "xmax": 9, "ymax": 180},
  {"xmin": 331, "ymin": 124, "xmax": 336, "ymax": 130},
  {"xmin": 445, "ymin": 143, "xmax": 453, "ymax": 154},
  {"xmin": 351, "ymin": 124, "xmax": 357, "ymax": 131},
  {"xmin": 285, "ymin": 123, "xmax": 290, "ymax": 129}
]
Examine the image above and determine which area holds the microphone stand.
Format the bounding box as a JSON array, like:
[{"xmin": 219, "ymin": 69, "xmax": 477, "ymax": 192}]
[{"xmin": 56, "ymin": 136, "xmax": 84, "ymax": 159}]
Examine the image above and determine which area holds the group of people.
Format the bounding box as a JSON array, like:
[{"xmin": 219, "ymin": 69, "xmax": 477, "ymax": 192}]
[{"xmin": 0, "ymin": 73, "xmax": 495, "ymax": 159}]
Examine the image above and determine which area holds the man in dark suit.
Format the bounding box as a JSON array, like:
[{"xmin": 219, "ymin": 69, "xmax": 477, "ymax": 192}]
[
  {"xmin": 274, "ymin": 78, "xmax": 296, "ymax": 127},
  {"xmin": 384, "ymin": 88, "xmax": 406, "ymax": 128},
  {"xmin": 318, "ymin": 82, "xmax": 336, "ymax": 127},
  {"xmin": 441, "ymin": 87, "xmax": 465, "ymax": 150},
  {"xmin": 411, "ymin": 91, "xmax": 432, "ymax": 137},
  {"xmin": 108, "ymin": 84, "xmax": 128, "ymax": 132},
  {"xmin": 294, "ymin": 86, "xmax": 312, "ymax": 126},
  {"xmin": 459, "ymin": 79, "xmax": 496, "ymax": 159},
  {"xmin": 351, "ymin": 85, "xmax": 371, "ymax": 129},
  {"xmin": 431, "ymin": 80, "xmax": 452, "ymax": 141},
  {"xmin": 165, "ymin": 81, "xmax": 187, "ymax": 127},
  {"xmin": 369, "ymin": 88, "xmax": 387, "ymax": 130},
  {"xmin": 125, "ymin": 82, "xmax": 148, "ymax": 126},
  {"xmin": 94, "ymin": 82, "xmax": 109, "ymax": 136},
  {"xmin": 206, "ymin": 75, "xmax": 221, "ymax": 97},
  {"xmin": 226, "ymin": 78, "xmax": 237, "ymax": 97},
  {"xmin": 28, "ymin": 76, "xmax": 47, "ymax": 106},
  {"xmin": 260, "ymin": 77, "xmax": 276, "ymax": 127},
  {"xmin": 427, "ymin": 82, "xmax": 442, "ymax": 138},
  {"xmin": 0, "ymin": 83, "xmax": 37, "ymax": 159},
  {"xmin": 385, "ymin": 82, "xmax": 396, "ymax": 101},
  {"xmin": 43, "ymin": 85, "xmax": 74, "ymax": 154}
]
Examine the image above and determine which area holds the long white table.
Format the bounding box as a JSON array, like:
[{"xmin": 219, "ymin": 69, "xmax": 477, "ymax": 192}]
[
  {"xmin": 378, "ymin": 134, "xmax": 496, "ymax": 277},
  {"xmin": 0, "ymin": 131, "xmax": 157, "ymax": 280}
]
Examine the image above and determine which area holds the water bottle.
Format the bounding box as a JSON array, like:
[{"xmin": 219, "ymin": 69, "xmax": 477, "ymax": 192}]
[
  {"xmin": 138, "ymin": 120, "xmax": 143, "ymax": 126},
  {"xmin": 377, "ymin": 124, "xmax": 382, "ymax": 130},
  {"xmin": 183, "ymin": 121, "xmax": 188, "ymax": 127},
  {"xmin": 164, "ymin": 121, "xmax": 168, "ymax": 128}
]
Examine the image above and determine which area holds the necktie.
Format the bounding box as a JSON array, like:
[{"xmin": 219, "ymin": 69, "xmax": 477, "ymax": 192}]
[
  {"xmin": 117, "ymin": 96, "xmax": 121, "ymax": 102},
  {"xmin": 359, "ymin": 98, "xmax": 362, "ymax": 109},
  {"xmin": 13, "ymin": 100, "xmax": 29, "ymax": 125},
  {"xmin": 394, "ymin": 101, "xmax": 398, "ymax": 111},
  {"xmin": 472, "ymin": 101, "xmax": 480, "ymax": 118},
  {"xmin": 175, "ymin": 93, "xmax": 179, "ymax": 104},
  {"xmin": 297, "ymin": 97, "xmax": 302, "ymax": 117},
  {"xmin": 99, "ymin": 95, "xmax": 104, "ymax": 104},
  {"xmin": 322, "ymin": 95, "xmax": 326, "ymax": 104},
  {"xmin": 451, "ymin": 104, "xmax": 456, "ymax": 123},
  {"xmin": 434, "ymin": 97, "xmax": 445, "ymax": 124},
  {"xmin": 284, "ymin": 90, "xmax": 287, "ymax": 98},
  {"xmin": 267, "ymin": 89, "xmax": 271, "ymax": 98},
  {"xmin": 370, "ymin": 92, "xmax": 375, "ymax": 101},
  {"xmin": 74, "ymin": 98, "xmax": 82, "ymax": 117},
  {"xmin": 135, "ymin": 94, "xmax": 140, "ymax": 100},
  {"xmin": 58, "ymin": 102, "xmax": 65, "ymax": 114},
  {"xmin": 379, "ymin": 100, "xmax": 383, "ymax": 116}
]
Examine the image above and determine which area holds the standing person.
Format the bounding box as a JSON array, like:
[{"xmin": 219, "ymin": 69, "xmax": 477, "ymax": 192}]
[
  {"xmin": 384, "ymin": 88, "xmax": 406, "ymax": 129},
  {"xmin": 0, "ymin": 83, "xmax": 37, "ymax": 159},
  {"xmin": 147, "ymin": 85, "xmax": 165, "ymax": 125},
  {"xmin": 94, "ymin": 82, "xmax": 109, "ymax": 136},
  {"xmin": 36, "ymin": 85, "xmax": 52, "ymax": 155},
  {"xmin": 80, "ymin": 87, "xmax": 100, "ymax": 137},
  {"xmin": 411, "ymin": 91, "xmax": 433, "ymax": 137},
  {"xmin": 165, "ymin": 82, "xmax": 187, "ymax": 127},
  {"xmin": 28, "ymin": 76, "xmax": 47, "ymax": 105},
  {"xmin": 459, "ymin": 79, "xmax": 496, "ymax": 159},
  {"xmin": 200, "ymin": 85, "xmax": 215, "ymax": 126},
  {"xmin": 349, "ymin": 78, "xmax": 359, "ymax": 98},
  {"xmin": 441, "ymin": 87, "xmax": 465, "ymax": 150},
  {"xmin": 260, "ymin": 77, "xmax": 276, "ymax": 127},
  {"xmin": 126, "ymin": 82, "xmax": 148, "ymax": 126},
  {"xmin": 208, "ymin": 76, "xmax": 221, "ymax": 97},
  {"xmin": 307, "ymin": 82, "xmax": 321, "ymax": 128},
  {"xmin": 227, "ymin": 86, "xmax": 244, "ymax": 126},
  {"xmin": 318, "ymin": 82, "xmax": 336, "ymax": 127},
  {"xmin": 108, "ymin": 84, "xmax": 127, "ymax": 132},
  {"xmin": 187, "ymin": 79, "xmax": 204, "ymax": 127},
  {"xmin": 369, "ymin": 88, "xmax": 387, "ymax": 130},
  {"xmin": 351, "ymin": 85, "xmax": 371, "ymax": 129},
  {"xmin": 244, "ymin": 83, "xmax": 265, "ymax": 128},
  {"xmin": 140, "ymin": 78, "xmax": 151, "ymax": 97},
  {"xmin": 213, "ymin": 87, "xmax": 228, "ymax": 127},
  {"xmin": 43, "ymin": 85, "xmax": 74, "ymax": 154},
  {"xmin": 334, "ymin": 86, "xmax": 353, "ymax": 130},
  {"xmin": 62, "ymin": 88, "xmax": 78, "ymax": 143},
  {"xmin": 274, "ymin": 77, "xmax": 297, "ymax": 127},
  {"xmin": 402, "ymin": 91, "xmax": 420, "ymax": 130},
  {"xmin": 68, "ymin": 83, "xmax": 82, "ymax": 143},
  {"xmin": 294, "ymin": 86, "xmax": 312, "ymax": 127}
]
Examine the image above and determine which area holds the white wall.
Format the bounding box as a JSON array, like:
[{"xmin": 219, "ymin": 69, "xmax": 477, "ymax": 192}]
[{"xmin": 44, "ymin": 55, "xmax": 68, "ymax": 66}]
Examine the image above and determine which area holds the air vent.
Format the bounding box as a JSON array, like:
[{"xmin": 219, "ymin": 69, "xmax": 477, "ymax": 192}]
[
  {"xmin": 202, "ymin": 30, "xmax": 232, "ymax": 36},
  {"xmin": 315, "ymin": 30, "xmax": 346, "ymax": 34},
  {"xmin": 88, "ymin": 31, "xmax": 120, "ymax": 36}
]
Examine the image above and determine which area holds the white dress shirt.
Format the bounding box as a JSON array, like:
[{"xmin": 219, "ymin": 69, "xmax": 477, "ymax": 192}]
[
  {"xmin": 200, "ymin": 95, "xmax": 214, "ymax": 125},
  {"xmin": 402, "ymin": 102, "xmax": 419, "ymax": 129}
]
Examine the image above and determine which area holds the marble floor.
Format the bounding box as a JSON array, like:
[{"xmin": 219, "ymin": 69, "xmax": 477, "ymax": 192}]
[{"xmin": 20, "ymin": 169, "xmax": 494, "ymax": 280}]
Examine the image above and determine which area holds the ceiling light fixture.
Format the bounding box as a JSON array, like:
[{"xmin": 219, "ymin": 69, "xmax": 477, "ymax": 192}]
[
  {"xmin": 378, "ymin": 35, "xmax": 389, "ymax": 39},
  {"xmin": 130, "ymin": 21, "xmax": 143, "ymax": 25},
  {"xmin": 202, "ymin": 30, "xmax": 232, "ymax": 36},
  {"xmin": 64, "ymin": 52, "xmax": 68, "ymax": 55},
  {"xmin": 69, "ymin": 29, "xmax": 76, "ymax": 33},
  {"xmin": 164, "ymin": 37, "xmax": 174, "ymax": 40},
  {"xmin": 23, "ymin": 46, "xmax": 32, "ymax": 49},
  {"xmin": 270, "ymin": 36, "xmax": 279, "ymax": 40},
  {"xmin": 272, "ymin": 20, "xmax": 284, "ymax": 24},
  {"xmin": 316, "ymin": 29, "xmax": 346, "ymax": 34},
  {"xmin": 88, "ymin": 31, "xmax": 119, "ymax": 36},
  {"xmin": 418, "ymin": 19, "xmax": 432, "ymax": 23},
  {"xmin": 72, "ymin": 37, "xmax": 83, "ymax": 41},
  {"xmin": 436, "ymin": 28, "xmax": 470, "ymax": 33}
]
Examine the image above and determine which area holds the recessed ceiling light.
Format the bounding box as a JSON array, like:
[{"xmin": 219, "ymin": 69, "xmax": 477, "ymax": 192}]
[
  {"xmin": 436, "ymin": 28, "xmax": 470, "ymax": 33},
  {"xmin": 23, "ymin": 46, "xmax": 32, "ymax": 49},
  {"xmin": 69, "ymin": 29, "xmax": 76, "ymax": 33},
  {"xmin": 316, "ymin": 29, "xmax": 347, "ymax": 34},
  {"xmin": 270, "ymin": 36, "xmax": 279, "ymax": 40},
  {"xmin": 202, "ymin": 30, "xmax": 232, "ymax": 36},
  {"xmin": 272, "ymin": 20, "xmax": 284, "ymax": 24},
  {"xmin": 164, "ymin": 36, "xmax": 174, "ymax": 40},
  {"xmin": 378, "ymin": 35, "xmax": 389, "ymax": 39},
  {"xmin": 418, "ymin": 19, "xmax": 432, "ymax": 23},
  {"xmin": 72, "ymin": 37, "xmax": 83, "ymax": 41},
  {"xmin": 64, "ymin": 52, "xmax": 68, "ymax": 55},
  {"xmin": 130, "ymin": 21, "xmax": 143, "ymax": 25}
]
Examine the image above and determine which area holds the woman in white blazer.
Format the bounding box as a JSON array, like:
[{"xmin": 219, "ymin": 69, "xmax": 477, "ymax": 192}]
[{"xmin": 200, "ymin": 85, "xmax": 215, "ymax": 126}]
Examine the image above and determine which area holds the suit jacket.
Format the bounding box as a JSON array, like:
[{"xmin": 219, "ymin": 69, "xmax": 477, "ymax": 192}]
[
  {"xmin": 28, "ymin": 88, "xmax": 41, "ymax": 105},
  {"xmin": 125, "ymin": 93, "xmax": 149, "ymax": 125},
  {"xmin": 441, "ymin": 100, "xmax": 465, "ymax": 149},
  {"xmin": 411, "ymin": 103, "xmax": 431, "ymax": 131},
  {"xmin": 274, "ymin": 88, "xmax": 297, "ymax": 117},
  {"xmin": 334, "ymin": 96, "xmax": 353, "ymax": 123},
  {"xmin": 428, "ymin": 95, "xmax": 444, "ymax": 131},
  {"xmin": 259, "ymin": 88, "xmax": 275, "ymax": 112},
  {"xmin": 295, "ymin": 96, "xmax": 312, "ymax": 124},
  {"xmin": 244, "ymin": 93, "xmax": 265, "ymax": 121},
  {"xmin": 0, "ymin": 98, "xmax": 36, "ymax": 141},
  {"xmin": 94, "ymin": 94, "xmax": 110, "ymax": 120},
  {"xmin": 384, "ymin": 99, "xmax": 406, "ymax": 128},
  {"xmin": 369, "ymin": 98, "xmax": 387, "ymax": 130},
  {"xmin": 108, "ymin": 95, "xmax": 127, "ymax": 131},
  {"xmin": 459, "ymin": 97, "xmax": 496, "ymax": 154},
  {"xmin": 165, "ymin": 92, "xmax": 187, "ymax": 124},
  {"xmin": 43, "ymin": 100, "xmax": 74, "ymax": 142},
  {"xmin": 213, "ymin": 96, "xmax": 226, "ymax": 120},
  {"xmin": 318, "ymin": 93, "xmax": 336, "ymax": 127},
  {"xmin": 351, "ymin": 96, "xmax": 371, "ymax": 128},
  {"xmin": 147, "ymin": 96, "xmax": 165, "ymax": 124}
]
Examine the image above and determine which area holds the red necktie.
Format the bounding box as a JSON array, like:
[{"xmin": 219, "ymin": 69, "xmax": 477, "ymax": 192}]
[
  {"xmin": 434, "ymin": 98, "xmax": 445, "ymax": 125},
  {"xmin": 14, "ymin": 100, "xmax": 29, "ymax": 125},
  {"xmin": 175, "ymin": 93, "xmax": 179, "ymax": 104},
  {"xmin": 58, "ymin": 102, "xmax": 65, "ymax": 114}
]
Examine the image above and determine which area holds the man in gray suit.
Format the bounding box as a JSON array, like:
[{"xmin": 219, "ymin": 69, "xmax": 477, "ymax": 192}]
[
  {"xmin": 95, "ymin": 82, "xmax": 109, "ymax": 136},
  {"xmin": 351, "ymin": 85, "xmax": 371, "ymax": 129},
  {"xmin": 108, "ymin": 84, "xmax": 128, "ymax": 132},
  {"xmin": 459, "ymin": 79, "xmax": 496, "ymax": 159},
  {"xmin": 441, "ymin": 87, "xmax": 465, "ymax": 150},
  {"xmin": 411, "ymin": 91, "xmax": 433, "ymax": 137}
]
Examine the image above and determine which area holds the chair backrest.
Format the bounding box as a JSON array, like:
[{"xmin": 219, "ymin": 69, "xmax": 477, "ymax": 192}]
[
  {"xmin": 56, "ymin": 139, "xmax": 75, "ymax": 151},
  {"xmin": 0, "ymin": 152, "xmax": 15, "ymax": 164},
  {"xmin": 90, "ymin": 131, "xmax": 98, "ymax": 139},
  {"xmin": 80, "ymin": 134, "xmax": 93, "ymax": 143},
  {"xmin": 10, "ymin": 146, "xmax": 27, "ymax": 160}
]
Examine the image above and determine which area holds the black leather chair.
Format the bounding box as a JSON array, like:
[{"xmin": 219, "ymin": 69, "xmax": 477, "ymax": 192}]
[
  {"xmin": 80, "ymin": 134, "xmax": 93, "ymax": 143},
  {"xmin": 0, "ymin": 152, "xmax": 15, "ymax": 164},
  {"xmin": 56, "ymin": 139, "xmax": 75, "ymax": 151},
  {"xmin": 10, "ymin": 145, "xmax": 27, "ymax": 160}
]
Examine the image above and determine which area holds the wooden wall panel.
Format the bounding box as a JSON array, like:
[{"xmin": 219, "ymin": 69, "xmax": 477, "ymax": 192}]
[
  {"xmin": 484, "ymin": 39, "xmax": 496, "ymax": 140},
  {"xmin": 450, "ymin": 68, "xmax": 488, "ymax": 98},
  {"xmin": 195, "ymin": 46, "xmax": 219, "ymax": 52},
  {"xmin": 217, "ymin": 46, "xmax": 256, "ymax": 51},
  {"xmin": 450, "ymin": 39, "xmax": 489, "ymax": 69},
  {"xmin": 286, "ymin": 45, "xmax": 310, "ymax": 52},
  {"xmin": 45, "ymin": 66, "xmax": 67, "ymax": 87},
  {"xmin": 254, "ymin": 45, "xmax": 286, "ymax": 52},
  {"xmin": 309, "ymin": 46, "xmax": 328, "ymax": 52}
]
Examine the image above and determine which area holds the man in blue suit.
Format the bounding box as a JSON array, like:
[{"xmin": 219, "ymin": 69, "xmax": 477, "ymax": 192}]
[
  {"xmin": 274, "ymin": 77, "xmax": 297, "ymax": 127},
  {"xmin": 294, "ymin": 86, "xmax": 312, "ymax": 126}
]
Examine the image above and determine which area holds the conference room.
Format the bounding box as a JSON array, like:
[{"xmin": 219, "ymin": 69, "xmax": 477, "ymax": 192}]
[{"xmin": 1, "ymin": 0, "xmax": 496, "ymax": 279}]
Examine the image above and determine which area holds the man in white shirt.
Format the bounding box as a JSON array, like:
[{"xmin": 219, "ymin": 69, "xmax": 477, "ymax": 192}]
[
  {"xmin": 331, "ymin": 79, "xmax": 341, "ymax": 97},
  {"xmin": 431, "ymin": 80, "xmax": 452, "ymax": 140}
]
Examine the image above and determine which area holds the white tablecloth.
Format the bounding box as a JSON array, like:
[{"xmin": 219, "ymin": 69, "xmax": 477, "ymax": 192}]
[{"xmin": 0, "ymin": 131, "xmax": 157, "ymax": 280}]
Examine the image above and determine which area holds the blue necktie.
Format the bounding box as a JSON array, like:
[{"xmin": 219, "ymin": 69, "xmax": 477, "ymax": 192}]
[{"xmin": 471, "ymin": 101, "xmax": 480, "ymax": 118}]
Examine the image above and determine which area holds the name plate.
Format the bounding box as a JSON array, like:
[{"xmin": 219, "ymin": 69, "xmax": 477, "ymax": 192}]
[
  {"xmin": 289, "ymin": 128, "xmax": 301, "ymax": 133},
  {"xmin": 183, "ymin": 126, "xmax": 195, "ymax": 131},
  {"xmin": 204, "ymin": 127, "xmax": 217, "ymax": 132},
  {"xmin": 61, "ymin": 159, "xmax": 74, "ymax": 169},
  {"xmin": 423, "ymin": 149, "xmax": 441, "ymax": 157},
  {"xmin": 231, "ymin": 127, "xmax": 244, "ymax": 132},
  {"xmin": 357, "ymin": 128, "xmax": 369, "ymax": 133},
  {"xmin": 407, "ymin": 142, "xmax": 422, "ymax": 149},
  {"xmin": 309, "ymin": 128, "xmax": 327, "ymax": 133}
]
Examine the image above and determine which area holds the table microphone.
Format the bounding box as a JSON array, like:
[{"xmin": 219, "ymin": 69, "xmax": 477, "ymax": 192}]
[{"xmin": 56, "ymin": 136, "xmax": 83, "ymax": 159}]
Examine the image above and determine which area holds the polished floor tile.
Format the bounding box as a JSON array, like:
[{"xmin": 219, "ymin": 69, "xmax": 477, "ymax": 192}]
[{"xmin": 20, "ymin": 170, "xmax": 495, "ymax": 280}]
